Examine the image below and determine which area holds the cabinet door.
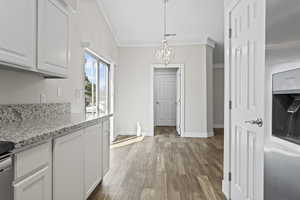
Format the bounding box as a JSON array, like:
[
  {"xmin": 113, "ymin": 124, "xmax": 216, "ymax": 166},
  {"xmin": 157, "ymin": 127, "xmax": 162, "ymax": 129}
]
[
  {"xmin": 84, "ymin": 125, "xmax": 102, "ymax": 198},
  {"xmin": 53, "ymin": 131, "xmax": 84, "ymax": 200},
  {"xmin": 14, "ymin": 166, "xmax": 51, "ymax": 200},
  {"xmin": 102, "ymin": 119, "xmax": 110, "ymax": 176},
  {"xmin": 38, "ymin": 0, "xmax": 69, "ymax": 77},
  {"xmin": 0, "ymin": 0, "xmax": 36, "ymax": 69}
]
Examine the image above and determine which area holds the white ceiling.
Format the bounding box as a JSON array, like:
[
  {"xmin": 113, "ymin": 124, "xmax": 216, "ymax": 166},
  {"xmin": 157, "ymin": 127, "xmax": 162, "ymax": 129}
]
[{"xmin": 96, "ymin": 0, "xmax": 224, "ymax": 48}]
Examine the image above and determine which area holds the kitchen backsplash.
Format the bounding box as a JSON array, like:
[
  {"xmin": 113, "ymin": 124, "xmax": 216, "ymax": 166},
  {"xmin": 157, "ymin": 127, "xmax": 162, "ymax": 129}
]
[{"xmin": 0, "ymin": 103, "xmax": 71, "ymax": 124}]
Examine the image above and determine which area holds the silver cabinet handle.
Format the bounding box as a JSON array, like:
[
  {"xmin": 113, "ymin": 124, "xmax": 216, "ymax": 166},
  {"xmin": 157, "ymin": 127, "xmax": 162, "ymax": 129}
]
[{"xmin": 245, "ymin": 118, "xmax": 263, "ymax": 127}]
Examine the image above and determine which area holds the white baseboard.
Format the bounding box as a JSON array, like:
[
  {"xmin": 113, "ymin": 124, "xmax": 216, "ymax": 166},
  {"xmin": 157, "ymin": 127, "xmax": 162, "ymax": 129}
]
[
  {"xmin": 214, "ymin": 124, "xmax": 224, "ymax": 128},
  {"xmin": 116, "ymin": 131, "xmax": 136, "ymax": 136},
  {"xmin": 222, "ymin": 179, "xmax": 229, "ymax": 199},
  {"xmin": 207, "ymin": 131, "xmax": 214, "ymax": 137},
  {"xmin": 143, "ymin": 131, "xmax": 153, "ymax": 137},
  {"xmin": 184, "ymin": 131, "xmax": 214, "ymax": 138},
  {"xmin": 116, "ymin": 131, "xmax": 152, "ymax": 137}
]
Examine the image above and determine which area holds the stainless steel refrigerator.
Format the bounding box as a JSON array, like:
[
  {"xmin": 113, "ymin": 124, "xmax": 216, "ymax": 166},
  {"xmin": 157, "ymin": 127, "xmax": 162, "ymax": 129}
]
[{"xmin": 265, "ymin": 0, "xmax": 300, "ymax": 199}]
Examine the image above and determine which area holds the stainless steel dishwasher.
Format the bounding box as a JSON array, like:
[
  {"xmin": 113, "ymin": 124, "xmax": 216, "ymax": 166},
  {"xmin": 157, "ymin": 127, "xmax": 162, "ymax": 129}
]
[
  {"xmin": 0, "ymin": 141, "xmax": 14, "ymax": 200},
  {"xmin": 0, "ymin": 155, "xmax": 13, "ymax": 200}
]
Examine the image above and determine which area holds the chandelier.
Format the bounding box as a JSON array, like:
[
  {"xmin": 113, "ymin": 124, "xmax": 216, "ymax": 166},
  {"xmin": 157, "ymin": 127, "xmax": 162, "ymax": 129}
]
[{"xmin": 155, "ymin": 0, "xmax": 176, "ymax": 65}]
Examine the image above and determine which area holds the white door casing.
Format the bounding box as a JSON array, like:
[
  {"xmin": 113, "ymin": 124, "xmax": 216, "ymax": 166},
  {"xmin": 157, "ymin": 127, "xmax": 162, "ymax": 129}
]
[
  {"xmin": 176, "ymin": 69, "xmax": 182, "ymax": 135},
  {"xmin": 229, "ymin": 0, "xmax": 265, "ymax": 200},
  {"xmin": 150, "ymin": 64, "xmax": 185, "ymax": 137},
  {"xmin": 154, "ymin": 70, "xmax": 177, "ymax": 126}
]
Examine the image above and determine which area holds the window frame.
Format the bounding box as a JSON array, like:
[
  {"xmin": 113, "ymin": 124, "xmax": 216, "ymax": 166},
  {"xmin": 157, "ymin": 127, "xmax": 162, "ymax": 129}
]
[{"xmin": 83, "ymin": 49, "xmax": 111, "ymax": 116}]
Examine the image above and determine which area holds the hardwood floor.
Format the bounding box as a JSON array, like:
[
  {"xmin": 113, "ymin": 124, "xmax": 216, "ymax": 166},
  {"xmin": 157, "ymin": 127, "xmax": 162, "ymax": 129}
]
[{"xmin": 88, "ymin": 127, "xmax": 224, "ymax": 200}]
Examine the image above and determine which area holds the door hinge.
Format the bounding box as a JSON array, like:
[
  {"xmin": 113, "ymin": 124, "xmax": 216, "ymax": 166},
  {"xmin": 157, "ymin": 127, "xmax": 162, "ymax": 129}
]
[
  {"xmin": 229, "ymin": 28, "xmax": 232, "ymax": 39},
  {"xmin": 229, "ymin": 100, "xmax": 232, "ymax": 110},
  {"xmin": 229, "ymin": 172, "xmax": 232, "ymax": 182}
]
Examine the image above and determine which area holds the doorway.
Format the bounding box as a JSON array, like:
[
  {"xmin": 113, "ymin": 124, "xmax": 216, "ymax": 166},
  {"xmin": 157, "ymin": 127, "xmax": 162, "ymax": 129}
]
[{"xmin": 150, "ymin": 64, "xmax": 185, "ymax": 137}]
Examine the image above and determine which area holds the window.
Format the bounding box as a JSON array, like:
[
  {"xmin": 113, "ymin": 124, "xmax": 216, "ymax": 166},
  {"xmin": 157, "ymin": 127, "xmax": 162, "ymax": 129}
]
[{"xmin": 84, "ymin": 51, "xmax": 110, "ymax": 117}]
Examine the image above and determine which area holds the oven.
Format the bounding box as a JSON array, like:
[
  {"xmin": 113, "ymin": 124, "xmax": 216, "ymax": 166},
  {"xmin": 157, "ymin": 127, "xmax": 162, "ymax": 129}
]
[{"xmin": 0, "ymin": 154, "xmax": 13, "ymax": 200}]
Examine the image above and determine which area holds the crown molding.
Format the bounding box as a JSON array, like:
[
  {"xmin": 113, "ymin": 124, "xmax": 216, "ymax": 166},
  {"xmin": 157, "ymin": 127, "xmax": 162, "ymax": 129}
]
[{"xmin": 96, "ymin": 0, "xmax": 120, "ymax": 46}]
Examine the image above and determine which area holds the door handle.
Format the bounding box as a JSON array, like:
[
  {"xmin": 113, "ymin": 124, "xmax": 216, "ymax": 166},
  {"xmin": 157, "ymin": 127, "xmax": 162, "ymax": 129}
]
[
  {"xmin": 156, "ymin": 102, "xmax": 159, "ymax": 105},
  {"xmin": 245, "ymin": 118, "xmax": 263, "ymax": 127}
]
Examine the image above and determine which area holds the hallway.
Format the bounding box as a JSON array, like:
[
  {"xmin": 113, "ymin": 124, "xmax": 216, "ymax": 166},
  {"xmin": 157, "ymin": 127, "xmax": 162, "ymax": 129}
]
[
  {"xmin": 88, "ymin": 129, "xmax": 224, "ymax": 200},
  {"xmin": 154, "ymin": 126, "xmax": 178, "ymax": 137}
]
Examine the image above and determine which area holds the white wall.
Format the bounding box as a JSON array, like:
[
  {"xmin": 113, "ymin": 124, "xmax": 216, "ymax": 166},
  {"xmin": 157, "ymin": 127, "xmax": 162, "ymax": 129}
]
[
  {"xmin": 115, "ymin": 45, "xmax": 214, "ymax": 137},
  {"xmin": 224, "ymin": 0, "xmax": 234, "ymax": 7},
  {"xmin": 0, "ymin": 0, "xmax": 118, "ymax": 114},
  {"xmin": 213, "ymin": 65, "xmax": 224, "ymax": 128}
]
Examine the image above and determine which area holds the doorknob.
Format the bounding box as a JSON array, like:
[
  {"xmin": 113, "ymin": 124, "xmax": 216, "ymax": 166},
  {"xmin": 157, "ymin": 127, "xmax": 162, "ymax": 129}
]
[
  {"xmin": 156, "ymin": 101, "xmax": 159, "ymax": 105},
  {"xmin": 245, "ymin": 118, "xmax": 263, "ymax": 127}
]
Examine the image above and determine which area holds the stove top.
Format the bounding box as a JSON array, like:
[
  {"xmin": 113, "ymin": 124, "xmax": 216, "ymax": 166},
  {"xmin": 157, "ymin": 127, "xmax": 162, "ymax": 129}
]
[{"xmin": 0, "ymin": 141, "xmax": 14, "ymax": 156}]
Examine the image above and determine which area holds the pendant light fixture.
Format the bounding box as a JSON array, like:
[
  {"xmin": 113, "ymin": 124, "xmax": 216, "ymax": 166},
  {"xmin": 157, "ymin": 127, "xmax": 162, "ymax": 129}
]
[{"xmin": 155, "ymin": 0, "xmax": 176, "ymax": 65}]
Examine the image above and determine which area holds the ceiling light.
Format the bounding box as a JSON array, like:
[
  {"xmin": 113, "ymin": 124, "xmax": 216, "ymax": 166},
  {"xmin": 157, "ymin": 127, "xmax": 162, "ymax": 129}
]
[{"xmin": 155, "ymin": 0, "xmax": 176, "ymax": 65}]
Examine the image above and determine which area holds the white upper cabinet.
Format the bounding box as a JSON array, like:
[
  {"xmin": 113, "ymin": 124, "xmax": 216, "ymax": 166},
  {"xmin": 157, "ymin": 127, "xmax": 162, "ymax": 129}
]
[
  {"xmin": 0, "ymin": 0, "xmax": 36, "ymax": 69},
  {"xmin": 38, "ymin": 0, "xmax": 69, "ymax": 77}
]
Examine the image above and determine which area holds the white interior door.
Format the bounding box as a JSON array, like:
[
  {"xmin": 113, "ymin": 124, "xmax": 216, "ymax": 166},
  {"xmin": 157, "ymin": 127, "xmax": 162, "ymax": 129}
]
[
  {"xmin": 176, "ymin": 69, "xmax": 182, "ymax": 135},
  {"xmin": 230, "ymin": 0, "xmax": 265, "ymax": 200},
  {"xmin": 155, "ymin": 71, "xmax": 176, "ymax": 126}
]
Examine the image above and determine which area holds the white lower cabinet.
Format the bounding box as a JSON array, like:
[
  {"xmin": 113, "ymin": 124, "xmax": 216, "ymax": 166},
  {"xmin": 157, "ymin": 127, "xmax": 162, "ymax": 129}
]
[
  {"xmin": 14, "ymin": 166, "xmax": 51, "ymax": 200},
  {"xmin": 102, "ymin": 119, "xmax": 110, "ymax": 176},
  {"xmin": 13, "ymin": 142, "xmax": 52, "ymax": 200},
  {"xmin": 84, "ymin": 124, "xmax": 103, "ymax": 198},
  {"xmin": 13, "ymin": 118, "xmax": 111, "ymax": 200},
  {"xmin": 53, "ymin": 130, "xmax": 84, "ymax": 200}
]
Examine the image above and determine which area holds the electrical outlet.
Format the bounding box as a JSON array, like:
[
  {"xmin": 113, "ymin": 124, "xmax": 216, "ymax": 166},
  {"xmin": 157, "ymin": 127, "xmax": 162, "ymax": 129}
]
[
  {"xmin": 57, "ymin": 87, "xmax": 62, "ymax": 97},
  {"xmin": 40, "ymin": 94, "xmax": 46, "ymax": 103}
]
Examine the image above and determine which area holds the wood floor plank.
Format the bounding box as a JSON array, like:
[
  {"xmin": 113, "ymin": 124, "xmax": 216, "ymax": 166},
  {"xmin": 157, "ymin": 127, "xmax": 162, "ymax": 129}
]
[{"xmin": 88, "ymin": 127, "xmax": 224, "ymax": 200}]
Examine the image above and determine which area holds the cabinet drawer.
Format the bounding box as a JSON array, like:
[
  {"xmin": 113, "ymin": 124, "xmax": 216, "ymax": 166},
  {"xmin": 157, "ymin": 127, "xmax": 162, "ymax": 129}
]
[
  {"xmin": 14, "ymin": 142, "xmax": 52, "ymax": 179},
  {"xmin": 14, "ymin": 165, "xmax": 51, "ymax": 200}
]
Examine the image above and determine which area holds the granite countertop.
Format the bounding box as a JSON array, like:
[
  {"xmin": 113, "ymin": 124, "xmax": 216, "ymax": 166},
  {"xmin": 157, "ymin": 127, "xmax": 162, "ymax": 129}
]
[{"xmin": 0, "ymin": 113, "xmax": 111, "ymax": 152}]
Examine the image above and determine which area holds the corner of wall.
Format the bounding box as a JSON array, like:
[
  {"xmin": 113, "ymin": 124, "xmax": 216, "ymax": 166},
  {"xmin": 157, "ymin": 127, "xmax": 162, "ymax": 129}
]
[{"xmin": 222, "ymin": 179, "xmax": 230, "ymax": 199}]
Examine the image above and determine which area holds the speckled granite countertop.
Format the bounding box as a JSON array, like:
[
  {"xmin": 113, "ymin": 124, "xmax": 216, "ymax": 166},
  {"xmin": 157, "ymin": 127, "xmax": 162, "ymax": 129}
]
[
  {"xmin": 0, "ymin": 114, "xmax": 110, "ymax": 151},
  {"xmin": 0, "ymin": 103, "xmax": 111, "ymax": 152}
]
